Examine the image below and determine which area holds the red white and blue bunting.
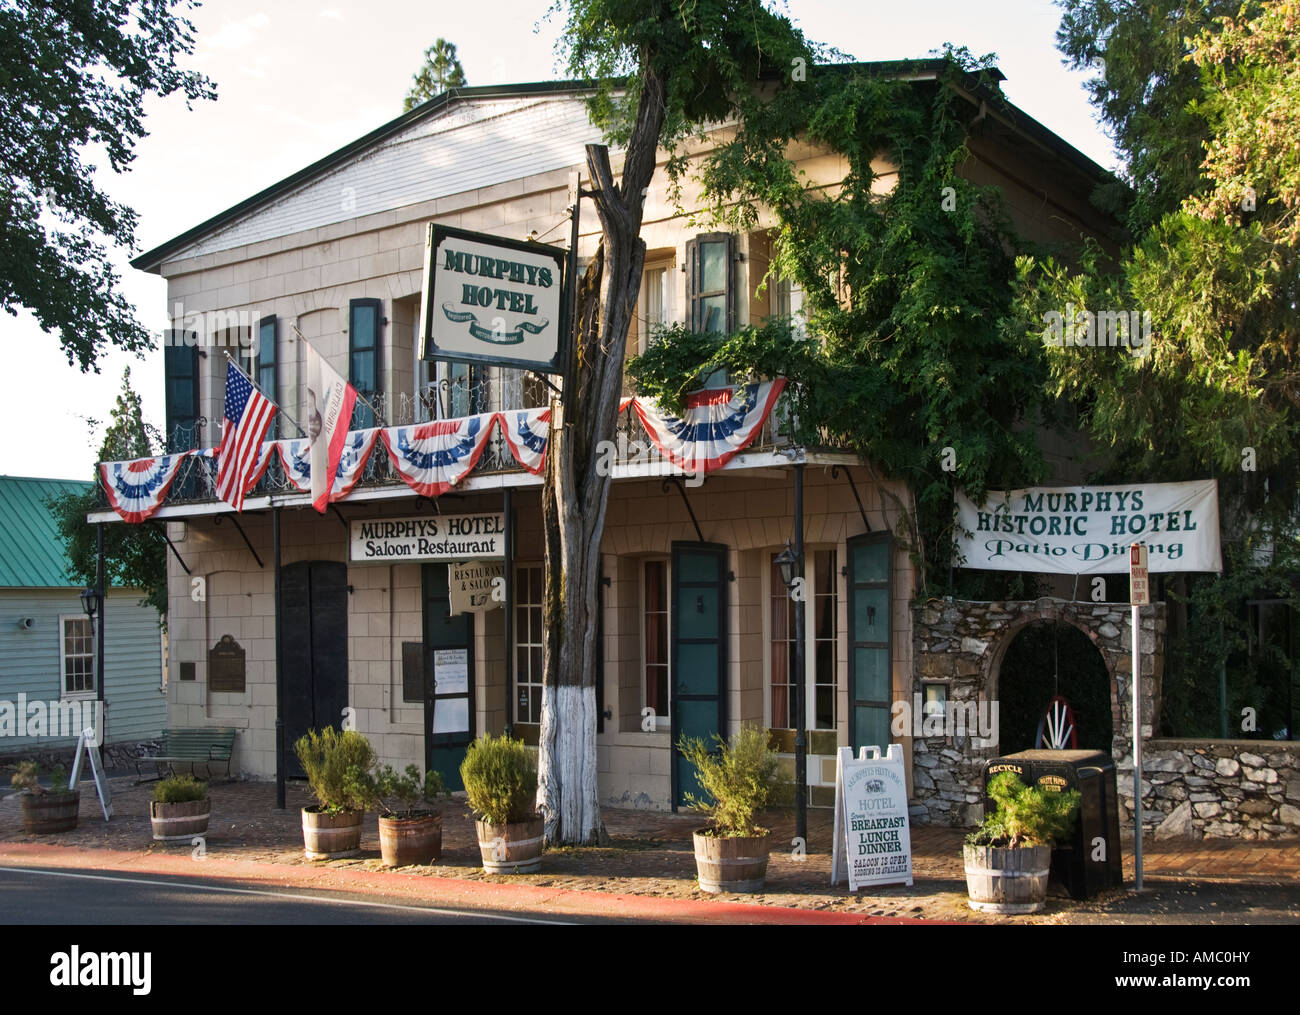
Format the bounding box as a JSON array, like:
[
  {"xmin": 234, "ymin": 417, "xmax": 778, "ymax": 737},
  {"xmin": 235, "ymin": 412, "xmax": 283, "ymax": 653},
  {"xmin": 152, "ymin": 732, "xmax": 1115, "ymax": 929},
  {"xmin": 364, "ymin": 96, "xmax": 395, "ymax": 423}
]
[
  {"xmin": 98, "ymin": 380, "xmax": 789, "ymax": 521},
  {"xmin": 99, "ymin": 453, "xmax": 194, "ymax": 523},
  {"xmin": 380, "ymin": 413, "xmax": 496, "ymax": 497},
  {"xmin": 495, "ymin": 407, "xmax": 551, "ymax": 476},
  {"xmin": 630, "ymin": 380, "xmax": 786, "ymax": 474}
]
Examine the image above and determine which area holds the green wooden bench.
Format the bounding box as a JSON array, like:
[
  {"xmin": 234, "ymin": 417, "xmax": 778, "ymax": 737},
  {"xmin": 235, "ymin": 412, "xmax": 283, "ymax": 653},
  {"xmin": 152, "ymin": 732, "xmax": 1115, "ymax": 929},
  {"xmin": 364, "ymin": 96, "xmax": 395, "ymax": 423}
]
[{"xmin": 136, "ymin": 727, "xmax": 238, "ymax": 783}]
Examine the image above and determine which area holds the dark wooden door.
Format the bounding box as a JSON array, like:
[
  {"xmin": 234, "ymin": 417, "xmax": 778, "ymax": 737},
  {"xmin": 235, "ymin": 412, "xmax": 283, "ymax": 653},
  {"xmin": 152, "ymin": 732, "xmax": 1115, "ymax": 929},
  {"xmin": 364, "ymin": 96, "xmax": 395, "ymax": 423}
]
[
  {"xmin": 670, "ymin": 542, "xmax": 728, "ymax": 809},
  {"xmin": 281, "ymin": 561, "xmax": 350, "ymax": 777},
  {"xmin": 423, "ymin": 563, "xmax": 475, "ymax": 791}
]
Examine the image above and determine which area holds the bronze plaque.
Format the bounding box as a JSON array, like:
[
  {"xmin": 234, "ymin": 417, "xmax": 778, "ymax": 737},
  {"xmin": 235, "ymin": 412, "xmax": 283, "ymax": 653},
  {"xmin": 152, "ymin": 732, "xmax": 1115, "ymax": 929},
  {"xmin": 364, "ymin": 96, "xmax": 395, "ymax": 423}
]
[{"xmin": 208, "ymin": 634, "xmax": 246, "ymax": 693}]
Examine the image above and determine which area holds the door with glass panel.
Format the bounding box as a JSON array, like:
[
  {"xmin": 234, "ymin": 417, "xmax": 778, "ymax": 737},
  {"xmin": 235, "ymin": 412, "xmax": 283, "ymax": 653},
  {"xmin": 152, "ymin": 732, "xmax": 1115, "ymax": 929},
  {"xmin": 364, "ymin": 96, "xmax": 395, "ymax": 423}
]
[
  {"xmin": 670, "ymin": 543, "xmax": 728, "ymax": 809},
  {"xmin": 847, "ymin": 533, "xmax": 892, "ymax": 752}
]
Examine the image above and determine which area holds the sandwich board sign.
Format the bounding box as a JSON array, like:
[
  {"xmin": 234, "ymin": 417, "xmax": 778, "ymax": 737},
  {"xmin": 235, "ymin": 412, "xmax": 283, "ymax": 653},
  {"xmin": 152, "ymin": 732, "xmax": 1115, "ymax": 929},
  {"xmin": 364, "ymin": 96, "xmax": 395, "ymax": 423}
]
[
  {"xmin": 68, "ymin": 727, "xmax": 112, "ymax": 821},
  {"xmin": 832, "ymin": 744, "xmax": 913, "ymax": 889}
]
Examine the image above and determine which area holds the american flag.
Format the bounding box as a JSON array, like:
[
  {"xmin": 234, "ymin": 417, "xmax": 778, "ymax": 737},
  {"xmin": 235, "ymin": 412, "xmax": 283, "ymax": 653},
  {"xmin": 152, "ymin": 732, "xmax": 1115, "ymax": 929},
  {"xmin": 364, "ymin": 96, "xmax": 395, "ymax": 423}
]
[{"xmin": 216, "ymin": 361, "xmax": 277, "ymax": 511}]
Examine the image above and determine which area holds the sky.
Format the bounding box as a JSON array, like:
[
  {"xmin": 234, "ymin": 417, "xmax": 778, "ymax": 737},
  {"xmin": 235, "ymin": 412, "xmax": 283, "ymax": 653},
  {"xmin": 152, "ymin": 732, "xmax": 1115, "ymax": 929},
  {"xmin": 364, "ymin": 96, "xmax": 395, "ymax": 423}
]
[{"xmin": 1, "ymin": 0, "xmax": 1117, "ymax": 481}]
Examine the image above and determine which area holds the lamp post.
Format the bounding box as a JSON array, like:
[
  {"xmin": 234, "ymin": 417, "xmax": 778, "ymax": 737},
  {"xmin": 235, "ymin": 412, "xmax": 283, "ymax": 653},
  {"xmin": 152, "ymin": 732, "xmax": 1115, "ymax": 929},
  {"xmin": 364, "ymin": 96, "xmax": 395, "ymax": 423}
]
[
  {"xmin": 80, "ymin": 575, "xmax": 104, "ymax": 743},
  {"xmin": 774, "ymin": 535, "xmax": 807, "ymax": 845}
]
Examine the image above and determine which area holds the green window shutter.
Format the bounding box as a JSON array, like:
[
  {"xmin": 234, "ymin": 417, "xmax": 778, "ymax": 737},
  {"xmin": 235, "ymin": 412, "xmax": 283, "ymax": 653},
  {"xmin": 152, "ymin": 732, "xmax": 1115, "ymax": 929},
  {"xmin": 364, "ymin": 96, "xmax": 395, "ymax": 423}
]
[
  {"xmin": 255, "ymin": 315, "xmax": 278, "ymax": 439},
  {"xmin": 349, "ymin": 298, "xmax": 382, "ymax": 428}
]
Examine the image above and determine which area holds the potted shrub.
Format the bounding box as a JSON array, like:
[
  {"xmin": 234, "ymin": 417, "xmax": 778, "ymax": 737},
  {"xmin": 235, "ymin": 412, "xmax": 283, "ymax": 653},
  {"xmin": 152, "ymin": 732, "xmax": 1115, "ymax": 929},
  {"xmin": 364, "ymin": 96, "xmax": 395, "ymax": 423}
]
[
  {"xmin": 293, "ymin": 727, "xmax": 376, "ymax": 860},
  {"xmin": 365, "ymin": 764, "xmax": 448, "ymax": 868},
  {"xmin": 964, "ymin": 771, "xmax": 1081, "ymax": 914},
  {"xmin": 150, "ymin": 775, "xmax": 210, "ymax": 842},
  {"xmin": 10, "ymin": 761, "xmax": 79, "ymax": 834},
  {"xmin": 460, "ymin": 734, "xmax": 543, "ymax": 873},
  {"xmin": 677, "ymin": 723, "xmax": 789, "ymax": 894}
]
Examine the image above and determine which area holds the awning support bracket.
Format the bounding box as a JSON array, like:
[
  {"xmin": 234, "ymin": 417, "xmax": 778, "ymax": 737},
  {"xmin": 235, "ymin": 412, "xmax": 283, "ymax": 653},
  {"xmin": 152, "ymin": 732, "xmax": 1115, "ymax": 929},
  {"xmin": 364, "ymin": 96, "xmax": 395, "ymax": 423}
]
[
  {"xmin": 214, "ymin": 515, "xmax": 265, "ymax": 569},
  {"xmin": 662, "ymin": 477, "xmax": 704, "ymax": 543},
  {"xmin": 152, "ymin": 522, "xmax": 192, "ymax": 575},
  {"xmin": 831, "ymin": 465, "xmax": 871, "ymax": 532}
]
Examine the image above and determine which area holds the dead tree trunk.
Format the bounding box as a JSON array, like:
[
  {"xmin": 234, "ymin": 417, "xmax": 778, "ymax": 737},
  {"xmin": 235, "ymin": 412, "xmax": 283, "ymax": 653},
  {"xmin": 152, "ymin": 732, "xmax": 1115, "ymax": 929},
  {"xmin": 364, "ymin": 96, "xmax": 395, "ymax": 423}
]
[{"xmin": 538, "ymin": 72, "xmax": 665, "ymax": 845}]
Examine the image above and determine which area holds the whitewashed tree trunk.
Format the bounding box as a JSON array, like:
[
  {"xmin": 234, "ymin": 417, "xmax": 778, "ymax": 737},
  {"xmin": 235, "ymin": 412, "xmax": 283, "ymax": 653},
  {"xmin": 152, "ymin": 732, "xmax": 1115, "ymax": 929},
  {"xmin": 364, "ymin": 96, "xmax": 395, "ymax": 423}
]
[{"xmin": 537, "ymin": 73, "xmax": 665, "ymax": 845}]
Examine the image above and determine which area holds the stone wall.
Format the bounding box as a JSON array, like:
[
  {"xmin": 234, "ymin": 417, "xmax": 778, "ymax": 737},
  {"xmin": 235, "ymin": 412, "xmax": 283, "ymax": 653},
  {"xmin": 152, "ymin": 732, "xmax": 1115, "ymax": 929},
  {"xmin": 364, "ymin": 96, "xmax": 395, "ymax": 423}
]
[
  {"xmin": 908, "ymin": 597, "xmax": 1164, "ymax": 827},
  {"xmin": 1130, "ymin": 740, "xmax": 1300, "ymax": 840}
]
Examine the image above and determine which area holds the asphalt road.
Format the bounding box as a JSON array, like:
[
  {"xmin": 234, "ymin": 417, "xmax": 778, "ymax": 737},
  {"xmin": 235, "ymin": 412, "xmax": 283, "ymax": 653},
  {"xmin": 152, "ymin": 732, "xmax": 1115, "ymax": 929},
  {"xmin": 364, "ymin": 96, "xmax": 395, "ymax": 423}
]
[{"xmin": 0, "ymin": 865, "xmax": 629, "ymax": 925}]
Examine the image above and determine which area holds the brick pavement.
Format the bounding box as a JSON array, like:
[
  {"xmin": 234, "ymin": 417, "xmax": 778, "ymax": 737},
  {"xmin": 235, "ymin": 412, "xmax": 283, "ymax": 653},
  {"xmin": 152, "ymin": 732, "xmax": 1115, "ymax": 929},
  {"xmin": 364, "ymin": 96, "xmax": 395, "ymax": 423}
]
[{"xmin": 1, "ymin": 776, "xmax": 1296, "ymax": 923}]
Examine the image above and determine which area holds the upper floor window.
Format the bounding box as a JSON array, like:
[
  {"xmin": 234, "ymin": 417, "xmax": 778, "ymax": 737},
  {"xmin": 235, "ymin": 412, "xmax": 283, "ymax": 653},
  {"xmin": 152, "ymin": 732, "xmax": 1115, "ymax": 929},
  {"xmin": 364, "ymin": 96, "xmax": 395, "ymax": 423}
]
[
  {"xmin": 639, "ymin": 261, "xmax": 677, "ymax": 353},
  {"xmin": 686, "ymin": 234, "xmax": 734, "ymax": 335},
  {"xmin": 256, "ymin": 315, "xmax": 278, "ymax": 438},
  {"xmin": 349, "ymin": 298, "xmax": 382, "ymax": 428},
  {"xmin": 775, "ymin": 277, "xmax": 807, "ymax": 340}
]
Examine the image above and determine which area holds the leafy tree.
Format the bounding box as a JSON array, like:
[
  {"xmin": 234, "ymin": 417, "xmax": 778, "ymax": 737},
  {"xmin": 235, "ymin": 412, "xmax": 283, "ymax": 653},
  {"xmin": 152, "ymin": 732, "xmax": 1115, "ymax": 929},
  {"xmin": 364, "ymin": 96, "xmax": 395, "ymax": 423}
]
[
  {"xmin": 403, "ymin": 38, "xmax": 467, "ymax": 111},
  {"xmin": 0, "ymin": 0, "xmax": 215, "ymax": 371},
  {"xmin": 537, "ymin": 0, "xmax": 814, "ymax": 845},
  {"xmin": 631, "ymin": 48, "xmax": 1057, "ymax": 597},
  {"xmin": 50, "ymin": 368, "xmax": 168, "ymax": 618}
]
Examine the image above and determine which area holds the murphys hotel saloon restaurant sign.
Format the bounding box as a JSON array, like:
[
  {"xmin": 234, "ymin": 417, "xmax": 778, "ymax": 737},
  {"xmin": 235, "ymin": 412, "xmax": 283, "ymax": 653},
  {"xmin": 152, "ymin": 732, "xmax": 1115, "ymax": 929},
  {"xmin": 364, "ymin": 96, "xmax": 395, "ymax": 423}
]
[
  {"xmin": 954, "ymin": 479, "xmax": 1223, "ymax": 574},
  {"xmin": 419, "ymin": 224, "xmax": 567, "ymax": 373}
]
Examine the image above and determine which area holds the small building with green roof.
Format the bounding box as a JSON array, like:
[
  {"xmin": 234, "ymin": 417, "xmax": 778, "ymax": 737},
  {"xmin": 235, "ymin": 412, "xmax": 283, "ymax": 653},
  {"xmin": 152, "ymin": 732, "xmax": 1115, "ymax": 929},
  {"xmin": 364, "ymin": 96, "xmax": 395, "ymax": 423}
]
[{"xmin": 0, "ymin": 475, "xmax": 165, "ymax": 761}]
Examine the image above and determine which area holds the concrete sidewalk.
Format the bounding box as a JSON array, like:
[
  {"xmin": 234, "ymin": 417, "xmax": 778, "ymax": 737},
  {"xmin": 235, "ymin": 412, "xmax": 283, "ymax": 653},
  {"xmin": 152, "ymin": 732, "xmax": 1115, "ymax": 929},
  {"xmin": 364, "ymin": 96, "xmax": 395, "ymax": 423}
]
[{"xmin": 2, "ymin": 777, "xmax": 1297, "ymax": 923}]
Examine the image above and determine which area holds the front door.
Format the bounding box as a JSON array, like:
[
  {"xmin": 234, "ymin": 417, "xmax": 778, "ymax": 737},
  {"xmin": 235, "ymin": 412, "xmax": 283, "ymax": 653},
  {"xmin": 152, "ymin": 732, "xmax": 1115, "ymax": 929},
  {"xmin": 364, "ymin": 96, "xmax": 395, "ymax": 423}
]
[
  {"xmin": 423, "ymin": 563, "xmax": 475, "ymax": 790},
  {"xmin": 847, "ymin": 533, "xmax": 892, "ymax": 752},
  {"xmin": 670, "ymin": 542, "xmax": 728, "ymax": 809},
  {"xmin": 281, "ymin": 561, "xmax": 350, "ymax": 777}
]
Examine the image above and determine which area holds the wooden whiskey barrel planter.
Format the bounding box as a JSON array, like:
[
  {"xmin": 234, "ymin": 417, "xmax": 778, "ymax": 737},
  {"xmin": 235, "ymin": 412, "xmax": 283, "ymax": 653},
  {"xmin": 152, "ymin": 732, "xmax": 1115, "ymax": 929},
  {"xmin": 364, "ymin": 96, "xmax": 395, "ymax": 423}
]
[
  {"xmin": 963, "ymin": 844, "xmax": 1052, "ymax": 914},
  {"xmin": 692, "ymin": 830, "xmax": 771, "ymax": 894},
  {"xmin": 378, "ymin": 812, "xmax": 442, "ymax": 867},
  {"xmin": 475, "ymin": 817, "xmax": 544, "ymax": 874},
  {"xmin": 150, "ymin": 798, "xmax": 210, "ymax": 841},
  {"xmin": 20, "ymin": 790, "xmax": 80, "ymax": 834},
  {"xmin": 301, "ymin": 807, "xmax": 364, "ymax": 859}
]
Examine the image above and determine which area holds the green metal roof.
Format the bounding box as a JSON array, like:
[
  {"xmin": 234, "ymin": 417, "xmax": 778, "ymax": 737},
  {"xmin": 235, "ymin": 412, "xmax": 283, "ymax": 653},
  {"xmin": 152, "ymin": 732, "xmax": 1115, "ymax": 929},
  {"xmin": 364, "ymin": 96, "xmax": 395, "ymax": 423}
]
[{"xmin": 0, "ymin": 475, "xmax": 93, "ymax": 589}]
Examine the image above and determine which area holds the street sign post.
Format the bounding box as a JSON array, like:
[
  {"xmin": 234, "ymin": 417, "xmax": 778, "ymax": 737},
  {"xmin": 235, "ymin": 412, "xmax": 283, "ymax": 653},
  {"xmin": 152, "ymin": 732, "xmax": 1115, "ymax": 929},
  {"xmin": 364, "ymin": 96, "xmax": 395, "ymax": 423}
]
[{"xmin": 1129, "ymin": 542, "xmax": 1148, "ymax": 890}]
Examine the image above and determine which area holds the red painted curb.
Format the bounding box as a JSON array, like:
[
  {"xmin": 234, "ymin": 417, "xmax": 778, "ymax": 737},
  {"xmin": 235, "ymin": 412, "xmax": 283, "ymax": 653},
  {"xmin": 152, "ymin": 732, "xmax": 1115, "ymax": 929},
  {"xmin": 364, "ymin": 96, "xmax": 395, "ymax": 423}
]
[{"xmin": 0, "ymin": 842, "xmax": 945, "ymax": 925}]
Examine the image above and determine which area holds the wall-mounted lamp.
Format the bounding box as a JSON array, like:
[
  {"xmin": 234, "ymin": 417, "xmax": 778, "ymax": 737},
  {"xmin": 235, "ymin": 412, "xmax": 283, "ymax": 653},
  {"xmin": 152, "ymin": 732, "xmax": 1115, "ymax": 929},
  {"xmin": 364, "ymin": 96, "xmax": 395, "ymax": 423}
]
[{"xmin": 79, "ymin": 587, "xmax": 101, "ymax": 620}]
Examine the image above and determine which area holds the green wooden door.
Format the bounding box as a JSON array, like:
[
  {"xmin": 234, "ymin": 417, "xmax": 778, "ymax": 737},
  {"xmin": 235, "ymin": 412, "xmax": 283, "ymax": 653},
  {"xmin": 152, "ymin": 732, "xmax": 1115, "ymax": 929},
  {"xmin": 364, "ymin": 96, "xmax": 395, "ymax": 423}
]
[
  {"xmin": 423, "ymin": 563, "xmax": 475, "ymax": 791},
  {"xmin": 670, "ymin": 543, "xmax": 728, "ymax": 809},
  {"xmin": 847, "ymin": 533, "xmax": 892, "ymax": 752}
]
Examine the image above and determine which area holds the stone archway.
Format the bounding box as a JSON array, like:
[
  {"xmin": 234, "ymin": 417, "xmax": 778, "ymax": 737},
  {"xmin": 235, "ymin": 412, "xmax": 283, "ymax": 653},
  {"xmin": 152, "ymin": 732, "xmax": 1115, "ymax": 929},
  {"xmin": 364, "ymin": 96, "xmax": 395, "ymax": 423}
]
[{"xmin": 907, "ymin": 597, "xmax": 1165, "ymax": 826}]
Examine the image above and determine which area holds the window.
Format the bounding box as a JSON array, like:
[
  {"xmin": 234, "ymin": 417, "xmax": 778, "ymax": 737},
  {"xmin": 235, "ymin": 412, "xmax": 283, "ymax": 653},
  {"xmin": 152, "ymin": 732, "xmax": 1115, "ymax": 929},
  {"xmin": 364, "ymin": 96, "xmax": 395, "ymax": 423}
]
[
  {"xmin": 349, "ymin": 298, "xmax": 382, "ymax": 428},
  {"xmin": 643, "ymin": 559, "xmax": 669, "ymax": 721},
  {"xmin": 768, "ymin": 549, "xmax": 838, "ymax": 731},
  {"xmin": 163, "ymin": 336, "xmax": 200, "ymax": 452},
  {"xmin": 514, "ymin": 564, "xmax": 544, "ymax": 725},
  {"xmin": 256, "ymin": 315, "xmax": 278, "ymax": 438},
  {"xmin": 686, "ymin": 234, "xmax": 734, "ymax": 335},
  {"xmin": 60, "ymin": 616, "xmax": 94, "ymax": 697},
  {"xmin": 639, "ymin": 262, "xmax": 677, "ymax": 352},
  {"xmin": 775, "ymin": 276, "xmax": 807, "ymax": 340}
]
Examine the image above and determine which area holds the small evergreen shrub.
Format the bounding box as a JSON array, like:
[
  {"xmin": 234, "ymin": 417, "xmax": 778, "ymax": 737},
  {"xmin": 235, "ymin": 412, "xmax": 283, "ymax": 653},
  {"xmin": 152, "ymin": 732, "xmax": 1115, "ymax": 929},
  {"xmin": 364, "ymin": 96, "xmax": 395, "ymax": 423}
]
[
  {"xmin": 361, "ymin": 764, "xmax": 447, "ymax": 819},
  {"xmin": 293, "ymin": 727, "xmax": 377, "ymax": 814},
  {"xmin": 153, "ymin": 775, "xmax": 208, "ymax": 804},
  {"xmin": 677, "ymin": 723, "xmax": 791, "ymax": 838},
  {"xmin": 460, "ymin": 734, "xmax": 537, "ymax": 826},
  {"xmin": 966, "ymin": 771, "xmax": 1081, "ymax": 848},
  {"xmin": 10, "ymin": 761, "xmax": 70, "ymax": 796}
]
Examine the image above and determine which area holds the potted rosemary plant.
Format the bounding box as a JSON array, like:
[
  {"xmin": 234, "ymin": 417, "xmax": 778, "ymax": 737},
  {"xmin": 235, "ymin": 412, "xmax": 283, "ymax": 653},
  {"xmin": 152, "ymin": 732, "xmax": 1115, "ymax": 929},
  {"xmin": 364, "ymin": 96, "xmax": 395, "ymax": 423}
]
[
  {"xmin": 677, "ymin": 723, "xmax": 789, "ymax": 894},
  {"xmin": 10, "ymin": 760, "xmax": 79, "ymax": 834},
  {"xmin": 150, "ymin": 774, "xmax": 210, "ymax": 841},
  {"xmin": 367, "ymin": 764, "xmax": 448, "ymax": 867},
  {"xmin": 460, "ymin": 734, "xmax": 543, "ymax": 873},
  {"xmin": 293, "ymin": 727, "xmax": 376, "ymax": 859}
]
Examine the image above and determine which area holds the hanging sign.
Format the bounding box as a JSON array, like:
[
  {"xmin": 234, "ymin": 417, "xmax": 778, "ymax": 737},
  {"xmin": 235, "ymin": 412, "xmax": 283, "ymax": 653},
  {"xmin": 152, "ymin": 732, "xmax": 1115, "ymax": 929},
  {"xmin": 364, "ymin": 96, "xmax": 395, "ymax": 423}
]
[
  {"xmin": 449, "ymin": 560, "xmax": 504, "ymax": 616},
  {"xmin": 350, "ymin": 513, "xmax": 505, "ymax": 563},
  {"xmin": 832, "ymin": 744, "xmax": 913, "ymax": 890},
  {"xmin": 954, "ymin": 479, "xmax": 1222, "ymax": 575},
  {"xmin": 419, "ymin": 224, "xmax": 566, "ymax": 373}
]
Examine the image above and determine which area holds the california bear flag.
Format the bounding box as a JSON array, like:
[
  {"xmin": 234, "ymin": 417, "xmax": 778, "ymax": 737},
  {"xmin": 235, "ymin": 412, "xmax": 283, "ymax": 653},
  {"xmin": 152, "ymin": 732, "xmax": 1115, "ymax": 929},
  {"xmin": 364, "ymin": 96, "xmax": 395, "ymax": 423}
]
[{"xmin": 302, "ymin": 341, "xmax": 357, "ymax": 513}]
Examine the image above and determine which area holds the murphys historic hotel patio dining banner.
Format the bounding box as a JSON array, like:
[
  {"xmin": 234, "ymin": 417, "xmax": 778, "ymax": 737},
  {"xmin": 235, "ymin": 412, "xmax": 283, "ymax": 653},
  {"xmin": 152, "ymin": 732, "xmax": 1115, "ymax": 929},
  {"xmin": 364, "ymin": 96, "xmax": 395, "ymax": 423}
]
[{"xmin": 954, "ymin": 479, "xmax": 1222, "ymax": 574}]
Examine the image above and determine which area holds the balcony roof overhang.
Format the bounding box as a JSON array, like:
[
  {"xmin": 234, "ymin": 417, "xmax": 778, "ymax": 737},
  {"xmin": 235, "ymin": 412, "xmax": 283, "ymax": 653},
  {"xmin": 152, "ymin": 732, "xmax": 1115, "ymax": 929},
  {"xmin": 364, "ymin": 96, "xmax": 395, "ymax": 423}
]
[{"xmin": 86, "ymin": 448, "xmax": 862, "ymax": 524}]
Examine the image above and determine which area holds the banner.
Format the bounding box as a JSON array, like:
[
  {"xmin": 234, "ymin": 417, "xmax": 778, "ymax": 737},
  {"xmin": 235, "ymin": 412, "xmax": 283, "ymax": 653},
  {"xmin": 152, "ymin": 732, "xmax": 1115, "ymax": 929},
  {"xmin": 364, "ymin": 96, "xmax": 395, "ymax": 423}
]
[
  {"xmin": 631, "ymin": 380, "xmax": 786, "ymax": 474},
  {"xmin": 954, "ymin": 479, "xmax": 1222, "ymax": 574},
  {"xmin": 380, "ymin": 413, "xmax": 496, "ymax": 497},
  {"xmin": 272, "ymin": 430, "xmax": 379, "ymax": 501},
  {"xmin": 495, "ymin": 407, "xmax": 550, "ymax": 475},
  {"xmin": 99, "ymin": 453, "xmax": 194, "ymax": 523}
]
